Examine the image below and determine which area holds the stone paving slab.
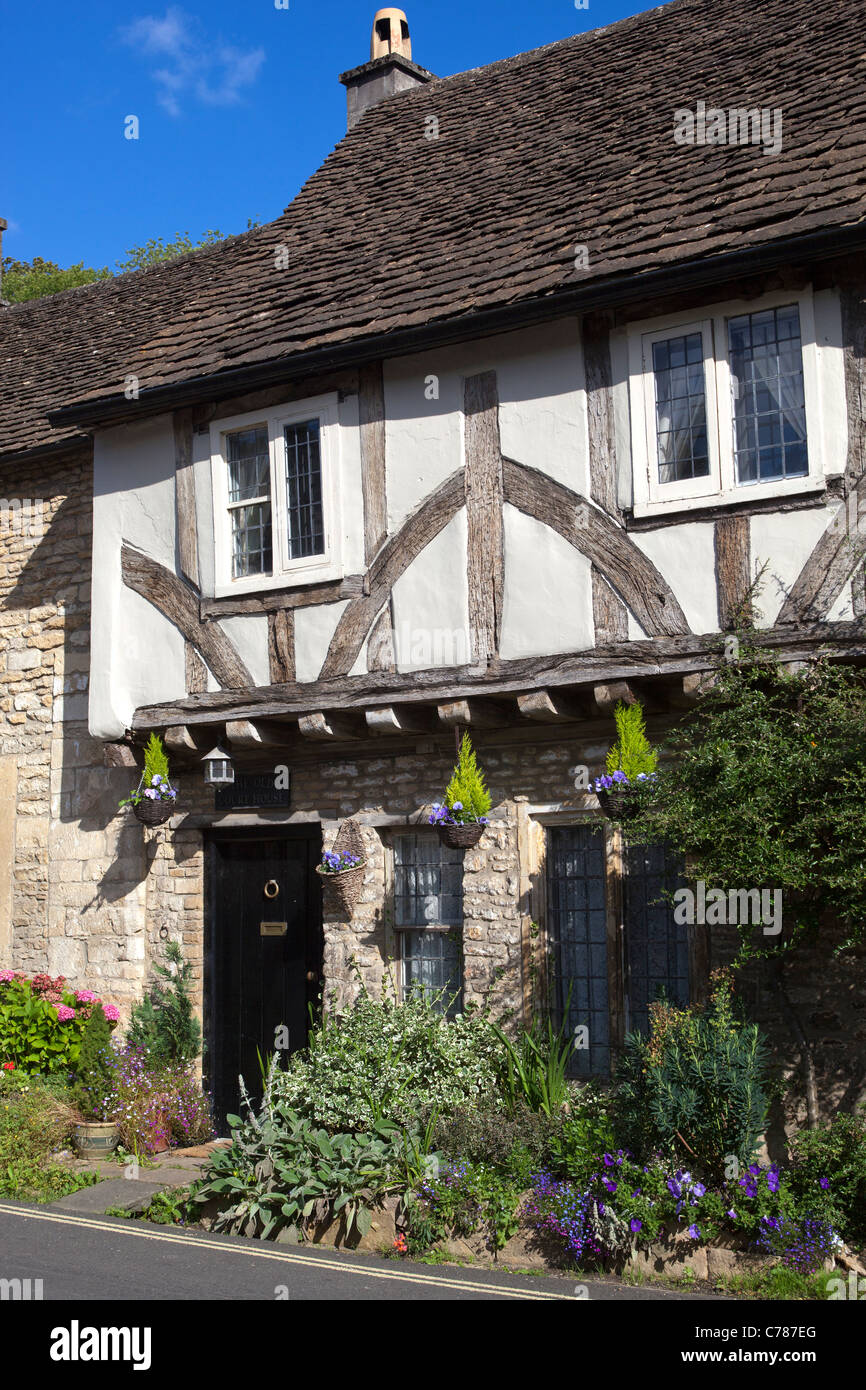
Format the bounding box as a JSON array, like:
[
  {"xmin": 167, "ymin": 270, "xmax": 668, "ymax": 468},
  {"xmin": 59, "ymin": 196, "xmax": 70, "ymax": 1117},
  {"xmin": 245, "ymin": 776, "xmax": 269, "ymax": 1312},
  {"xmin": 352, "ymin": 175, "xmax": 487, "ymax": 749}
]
[{"xmin": 50, "ymin": 1178, "xmax": 177, "ymax": 1215}]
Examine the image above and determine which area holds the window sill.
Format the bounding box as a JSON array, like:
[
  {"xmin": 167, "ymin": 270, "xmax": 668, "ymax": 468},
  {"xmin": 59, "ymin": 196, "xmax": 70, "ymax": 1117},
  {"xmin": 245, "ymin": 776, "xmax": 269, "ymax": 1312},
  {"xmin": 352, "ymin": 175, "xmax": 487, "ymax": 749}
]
[{"xmin": 631, "ymin": 477, "xmax": 826, "ymax": 522}]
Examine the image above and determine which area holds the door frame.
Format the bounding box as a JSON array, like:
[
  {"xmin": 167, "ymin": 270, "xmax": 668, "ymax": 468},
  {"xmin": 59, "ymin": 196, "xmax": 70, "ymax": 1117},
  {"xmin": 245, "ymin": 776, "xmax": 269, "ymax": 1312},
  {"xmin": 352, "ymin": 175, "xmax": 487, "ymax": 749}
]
[{"xmin": 203, "ymin": 824, "xmax": 323, "ymax": 1125}]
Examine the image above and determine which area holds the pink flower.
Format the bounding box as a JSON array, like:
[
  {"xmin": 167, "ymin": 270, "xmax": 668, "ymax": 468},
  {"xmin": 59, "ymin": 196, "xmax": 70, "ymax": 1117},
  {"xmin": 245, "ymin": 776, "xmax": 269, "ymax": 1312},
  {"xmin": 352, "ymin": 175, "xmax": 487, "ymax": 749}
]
[
  {"xmin": 2, "ymin": 1062, "xmax": 14, "ymax": 1071},
  {"xmin": 0, "ymin": 971, "xmax": 14, "ymax": 984},
  {"xmin": 75, "ymin": 990, "xmax": 99, "ymax": 1004},
  {"xmin": 55, "ymin": 1004, "xmax": 76, "ymax": 1022},
  {"xmin": 103, "ymin": 1005, "xmax": 120, "ymax": 1022}
]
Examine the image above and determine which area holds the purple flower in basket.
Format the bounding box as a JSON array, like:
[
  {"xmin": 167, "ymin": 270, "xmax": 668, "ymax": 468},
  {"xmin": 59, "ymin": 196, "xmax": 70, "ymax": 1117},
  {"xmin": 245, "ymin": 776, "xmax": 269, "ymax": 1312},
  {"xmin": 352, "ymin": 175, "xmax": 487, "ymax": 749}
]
[{"xmin": 320, "ymin": 850, "xmax": 362, "ymax": 874}]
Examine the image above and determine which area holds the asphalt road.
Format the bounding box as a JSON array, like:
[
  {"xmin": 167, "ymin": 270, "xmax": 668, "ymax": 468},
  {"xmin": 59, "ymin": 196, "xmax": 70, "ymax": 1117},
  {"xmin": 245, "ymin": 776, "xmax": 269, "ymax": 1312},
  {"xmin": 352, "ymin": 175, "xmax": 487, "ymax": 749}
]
[{"xmin": 0, "ymin": 1200, "xmax": 715, "ymax": 1302}]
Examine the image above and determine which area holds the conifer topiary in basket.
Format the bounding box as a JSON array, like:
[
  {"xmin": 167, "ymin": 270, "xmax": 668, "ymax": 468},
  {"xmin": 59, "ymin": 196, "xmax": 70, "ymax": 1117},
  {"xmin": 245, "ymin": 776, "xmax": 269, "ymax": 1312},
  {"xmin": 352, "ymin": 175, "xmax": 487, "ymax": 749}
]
[
  {"xmin": 594, "ymin": 700, "xmax": 658, "ymax": 820},
  {"xmin": 429, "ymin": 733, "xmax": 492, "ymax": 848},
  {"xmin": 119, "ymin": 732, "xmax": 178, "ymax": 826}
]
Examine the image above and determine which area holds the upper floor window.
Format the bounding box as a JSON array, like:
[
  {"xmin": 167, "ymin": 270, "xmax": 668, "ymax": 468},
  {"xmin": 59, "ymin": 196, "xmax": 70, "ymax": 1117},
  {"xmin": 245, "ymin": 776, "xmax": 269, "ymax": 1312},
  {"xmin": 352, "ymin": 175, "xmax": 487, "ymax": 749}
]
[
  {"xmin": 210, "ymin": 395, "xmax": 340, "ymax": 595},
  {"xmin": 627, "ymin": 290, "xmax": 826, "ymax": 517}
]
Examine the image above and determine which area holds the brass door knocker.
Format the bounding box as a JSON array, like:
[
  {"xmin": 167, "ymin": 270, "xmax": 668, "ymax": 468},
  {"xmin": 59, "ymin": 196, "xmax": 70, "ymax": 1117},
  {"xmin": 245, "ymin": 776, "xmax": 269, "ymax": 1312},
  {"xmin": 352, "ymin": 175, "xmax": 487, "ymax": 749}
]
[{"xmin": 264, "ymin": 880, "xmax": 280, "ymax": 900}]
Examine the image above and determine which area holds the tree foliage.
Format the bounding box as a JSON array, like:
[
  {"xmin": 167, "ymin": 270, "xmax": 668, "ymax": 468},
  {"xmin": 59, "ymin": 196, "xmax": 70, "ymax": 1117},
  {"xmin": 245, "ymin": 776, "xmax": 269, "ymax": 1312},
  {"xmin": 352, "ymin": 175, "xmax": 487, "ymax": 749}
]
[
  {"xmin": 1, "ymin": 256, "xmax": 111, "ymax": 302},
  {"xmin": 627, "ymin": 651, "xmax": 866, "ymax": 957},
  {"xmin": 127, "ymin": 941, "xmax": 201, "ymax": 1065},
  {"xmin": 444, "ymin": 733, "xmax": 492, "ymax": 822},
  {"xmin": 605, "ymin": 699, "xmax": 658, "ymax": 779}
]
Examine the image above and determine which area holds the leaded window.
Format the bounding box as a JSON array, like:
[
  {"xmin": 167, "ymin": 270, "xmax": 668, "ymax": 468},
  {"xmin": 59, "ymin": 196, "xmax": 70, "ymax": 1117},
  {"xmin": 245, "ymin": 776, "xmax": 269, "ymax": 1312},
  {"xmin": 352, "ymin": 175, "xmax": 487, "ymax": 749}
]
[
  {"xmin": 728, "ymin": 304, "xmax": 808, "ymax": 484},
  {"xmin": 651, "ymin": 332, "xmax": 710, "ymax": 484},
  {"xmin": 394, "ymin": 833, "xmax": 463, "ymax": 1015},
  {"xmin": 226, "ymin": 427, "xmax": 272, "ymax": 578},
  {"xmin": 284, "ymin": 420, "xmax": 325, "ymax": 559},
  {"xmin": 547, "ymin": 825, "xmax": 691, "ymax": 1077}
]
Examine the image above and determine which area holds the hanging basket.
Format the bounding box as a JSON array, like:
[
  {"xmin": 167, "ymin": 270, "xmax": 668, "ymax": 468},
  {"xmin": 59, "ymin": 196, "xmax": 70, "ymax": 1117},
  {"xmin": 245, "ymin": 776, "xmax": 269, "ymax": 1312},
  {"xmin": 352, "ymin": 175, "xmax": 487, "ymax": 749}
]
[
  {"xmin": 317, "ymin": 861, "xmax": 366, "ymax": 916},
  {"xmin": 595, "ymin": 786, "xmax": 645, "ymax": 821},
  {"xmin": 436, "ymin": 821, "xmax": 485, "ymax": 849},
  {"xmin": 317, "ymin": 818, "xmax": 367, "ymax": 918},
  {"xmin": 132, "ymin": 798, "xmax": 174, "ymax": 826}
]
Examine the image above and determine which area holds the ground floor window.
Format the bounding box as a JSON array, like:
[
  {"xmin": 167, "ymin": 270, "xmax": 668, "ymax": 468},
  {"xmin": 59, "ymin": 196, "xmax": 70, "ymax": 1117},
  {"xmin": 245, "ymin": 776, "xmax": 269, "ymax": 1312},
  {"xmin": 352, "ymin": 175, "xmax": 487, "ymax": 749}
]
[
  {"xmin": 546, "ymin": 823, "xmax": 689, "ymax": 1077},
  {"xmin": 393, "ymin": 832, "xmax": 463, "ymax": 1015}
]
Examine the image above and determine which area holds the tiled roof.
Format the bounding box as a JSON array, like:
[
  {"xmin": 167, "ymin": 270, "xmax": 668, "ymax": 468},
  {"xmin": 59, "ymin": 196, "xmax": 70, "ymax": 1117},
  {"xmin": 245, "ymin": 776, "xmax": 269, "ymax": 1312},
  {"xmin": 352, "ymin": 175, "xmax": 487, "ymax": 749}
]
[{"xmin": 2, "ymin": 0, "xmax": 865, "ymax": 462}]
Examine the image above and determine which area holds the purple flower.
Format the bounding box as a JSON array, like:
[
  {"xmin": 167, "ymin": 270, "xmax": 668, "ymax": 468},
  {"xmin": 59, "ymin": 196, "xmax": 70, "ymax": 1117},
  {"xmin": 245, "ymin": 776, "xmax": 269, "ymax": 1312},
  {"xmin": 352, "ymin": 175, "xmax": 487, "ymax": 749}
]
[
  {"xmin": 819, "ymin": 1177, "xmax": 830, "ymax": 1190},
  {"xmin": 692, "ymin": 1182, "xmax": 706, "ymax": 1199},
  {"xmin": 688, "ymin": 1224, "xmax": 701, "ymax": 1240},
  {"xmin": 603, "ymin": 1153, "xmax": 615, "ymax": 1167},
  {"xmin": 630, "ymin": 1218, "xmax": 643, "ymax": 1233},
  {"xmin": 602, "ymin": 1178, "xmax": 617, "ymax": 1194},
  {"xmin": 727, "ymin": 1209, "xmax": 737, "ymax": 1220},
  {"xmin": 767, "ymin": 1169, "xmax": 780, "ymax": 1194}
]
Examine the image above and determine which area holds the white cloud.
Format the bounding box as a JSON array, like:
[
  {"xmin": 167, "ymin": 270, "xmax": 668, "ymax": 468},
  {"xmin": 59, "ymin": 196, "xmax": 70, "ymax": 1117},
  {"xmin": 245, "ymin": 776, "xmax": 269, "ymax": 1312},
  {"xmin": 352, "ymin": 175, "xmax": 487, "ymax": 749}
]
[{"xmin": 119, "ymin": 8, "xmax": 265, "ymax": 116}]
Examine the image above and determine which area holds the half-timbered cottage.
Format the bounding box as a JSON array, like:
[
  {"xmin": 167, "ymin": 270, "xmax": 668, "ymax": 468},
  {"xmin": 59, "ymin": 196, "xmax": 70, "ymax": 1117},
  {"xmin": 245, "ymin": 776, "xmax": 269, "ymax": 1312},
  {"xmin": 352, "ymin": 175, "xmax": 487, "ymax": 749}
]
[{"xmin": 2, "ymin": 0, "xmax": 866, "ymax": 1126}]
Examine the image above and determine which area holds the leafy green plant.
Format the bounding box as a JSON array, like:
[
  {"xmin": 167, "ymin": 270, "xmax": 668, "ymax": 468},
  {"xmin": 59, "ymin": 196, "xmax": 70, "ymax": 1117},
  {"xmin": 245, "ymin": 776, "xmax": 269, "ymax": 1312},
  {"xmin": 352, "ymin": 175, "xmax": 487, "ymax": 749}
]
[
  {"xmin": 787, "ymin": 1110, "xmax": 866, "ymax": 1247},
  {"xmin": 71, "ymin": 1004, "xmax": 116, "ymax": 1122},
  {"xmin": 0, "ymin": 971, "xmax": 117, "ymax": 1074},
  {"xmin": 127, "ymin": 941, "xmax": 201, "ymax": 1064},
  {"xmin": 272, "ymin": 987, "xmax": 500, "ymax": 1132},
  {"xmin": 0, "ymin": 1072, "xmax": 100, "ymax": 1201},
  {"xmin": 605, "ymin": 700, "xmax": 658, "ymax": 780},
  {"xmin": 489, "ymin": 1013, "xmax": 575, "ymax": 1118},
  {"xmin": 615, "ymin": 974, "xmax": 770, "ymax": 1180},
  {"xmin": 409, "ymin": 1159, "xmax": 523, "ymax": 1254}
]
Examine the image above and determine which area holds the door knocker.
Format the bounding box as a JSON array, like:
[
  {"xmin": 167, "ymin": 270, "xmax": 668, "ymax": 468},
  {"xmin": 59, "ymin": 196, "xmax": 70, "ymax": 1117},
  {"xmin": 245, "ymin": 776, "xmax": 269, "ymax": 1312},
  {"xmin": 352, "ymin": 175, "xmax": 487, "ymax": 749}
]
[{"xmin": 264, "ymin": 880, "xmax": 280, "ymax": 900}]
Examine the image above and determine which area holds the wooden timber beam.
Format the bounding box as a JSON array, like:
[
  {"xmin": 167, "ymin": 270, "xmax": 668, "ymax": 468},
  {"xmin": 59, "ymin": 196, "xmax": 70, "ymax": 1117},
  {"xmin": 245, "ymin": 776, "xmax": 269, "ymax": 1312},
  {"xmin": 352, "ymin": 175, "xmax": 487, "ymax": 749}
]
[
  {"xmin": 297, "ymin": 711, "xmax": 364, "ymax": 740},
  {"xmin": 437, "ymin": 699, "xmax": 508, "ymax": 729},
  {"xmin": 592, "ymin": 681, "xmax": 637, "ymax": 714},
  {"xmin": 516, "ymin": 690, "xmax": 586, "ymax": 722},
  {"xmin": 121, "ymin": 543, "xmax": 253, "ymax": 690},
  {"xmin": 225, "ymin": 719, "xmax": 288, "ymax": 749},
  {"xmin": 364, "ymin": 706, "xmax": 432, "ymax": 735},
  {"xmin": 130, "ymin": 622, "xmax": 866, "ymax": 730},
  {"xmin": 164, "ymin": 725, "xmax": 202, "ymax": 757}
]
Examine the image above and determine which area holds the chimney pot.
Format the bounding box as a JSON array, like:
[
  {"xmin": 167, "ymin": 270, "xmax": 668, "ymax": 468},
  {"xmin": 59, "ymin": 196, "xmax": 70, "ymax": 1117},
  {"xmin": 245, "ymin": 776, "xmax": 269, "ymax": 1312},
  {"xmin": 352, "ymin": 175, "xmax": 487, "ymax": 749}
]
[{"xmin": 371, "ymin": 8, "xmax": 412, "ymax": 62}]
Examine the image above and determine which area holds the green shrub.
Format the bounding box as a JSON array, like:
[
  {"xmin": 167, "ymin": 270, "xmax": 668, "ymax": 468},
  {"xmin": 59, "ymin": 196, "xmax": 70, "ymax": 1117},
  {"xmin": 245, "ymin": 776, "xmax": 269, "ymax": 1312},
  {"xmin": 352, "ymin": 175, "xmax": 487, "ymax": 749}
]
[
  {"xmin": 443, "ymin": 733, "xmax": 492, "ymax": 823},
  {"xmin": 408, "ymin": 1160, "xmax": 523, "ymax": 1254},
  {"xmin": 605, "ymin": 700, "xmax": 658, "ymax": 780},
  {"xmin": 787, "ymin": 1110, "xmax": 866, "ymax": 1248},
  {"xmin": 0, "ymin": 971, "xmax": 117, "ymax": 1074},
  {"xmin": 194, "ymin": 1077, "xmax": 435, "ymax": 1243},
  {"xmin": 615, "ymin": 974, "xmax": 770, "ymax": 1180},
  {"xmin": 127, "ymin": 941, "xmax": 202, "ymax": 1064},
  {"xmin": 0, "ymin": 1072, "xmax": 98, "ymax": 1201},
  {"xmin": 272, "ymin": 989, "xmax": 501, "ymax": 1132},
  {"xmin": 71, "ymin": 1004, "xmax": 116, "ymax": 1121},
  {"xmin": 490, "ymin": 1013, "xmax": 575, "ymax": 1118},
  {"xmin": 432, "ymin": 1103, "xmax": 554, "ymax": 1184}
]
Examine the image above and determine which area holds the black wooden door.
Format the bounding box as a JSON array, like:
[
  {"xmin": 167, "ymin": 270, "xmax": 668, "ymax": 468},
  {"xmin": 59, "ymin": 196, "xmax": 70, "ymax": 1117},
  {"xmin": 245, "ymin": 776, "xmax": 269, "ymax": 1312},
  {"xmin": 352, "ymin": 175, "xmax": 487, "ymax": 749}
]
[{"xmin": 205, "ymin": 830, "xmax": 322, "ymax": 1131}]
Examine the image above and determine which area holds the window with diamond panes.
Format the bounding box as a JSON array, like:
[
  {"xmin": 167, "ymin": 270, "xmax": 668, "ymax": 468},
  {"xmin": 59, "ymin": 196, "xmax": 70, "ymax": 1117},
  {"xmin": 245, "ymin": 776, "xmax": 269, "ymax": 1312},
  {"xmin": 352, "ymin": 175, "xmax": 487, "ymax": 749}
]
[
  {"xmin": 393, "ymin": 833, "xmax": 463, "ymax": 1015},
  {"xmin": 728, "ymin": 304, "xmax": 808, "ymax": 484},
  {"xmin": 546, "ymin": 824, "xmax": 610, "ymax": 1077},
  {"xmin": 622, "ymin": 842, "xmax": 689, "ymax": 1038},
  {"xmin": 226, "ymin": 426, "xmax": 272, "ymax": 578},
  {"xmin": 651, "ymin": 332, "xmax": 710, "ymax": 485},
  {"xmin": 284, "ymin": 420, "xmax": 325, "ymax": 559}
]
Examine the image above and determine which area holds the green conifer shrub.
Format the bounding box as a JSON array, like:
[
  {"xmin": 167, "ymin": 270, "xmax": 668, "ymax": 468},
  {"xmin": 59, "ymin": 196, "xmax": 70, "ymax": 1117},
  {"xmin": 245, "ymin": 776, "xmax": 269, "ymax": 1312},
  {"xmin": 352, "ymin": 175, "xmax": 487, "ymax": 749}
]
[
  {"xmin": 442, "ymin": 734, "xmax": 492, "ymax": 823},
  {"xmin": 605, "ymin": 700, "xmax": 658, "ymax": 780},
  {"xmin": 71, "ymin": 1004, "xmax": 116, "ymax": 1121},
  {"xmin": 127, "ymin": 941, "xmax": 202, "ymax": 1064}
]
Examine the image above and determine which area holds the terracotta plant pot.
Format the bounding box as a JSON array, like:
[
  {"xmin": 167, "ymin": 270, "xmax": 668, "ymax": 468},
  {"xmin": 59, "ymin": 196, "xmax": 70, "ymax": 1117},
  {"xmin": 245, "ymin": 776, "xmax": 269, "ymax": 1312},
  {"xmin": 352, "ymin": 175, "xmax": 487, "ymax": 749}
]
[
  {"xmin": 73, "ymin": 1120, "xmax": 120, "ymax": 1159},
  {"xmin": 436, "ymin": 821, "xmax": 485, "ymax": 849},
  {"xmin": 316, "ymin": 861, "xmax": 366, "ymax": 917},
  {"xmin": 132, "ymin": 798, "xmax": 174, "ymax": 826}
]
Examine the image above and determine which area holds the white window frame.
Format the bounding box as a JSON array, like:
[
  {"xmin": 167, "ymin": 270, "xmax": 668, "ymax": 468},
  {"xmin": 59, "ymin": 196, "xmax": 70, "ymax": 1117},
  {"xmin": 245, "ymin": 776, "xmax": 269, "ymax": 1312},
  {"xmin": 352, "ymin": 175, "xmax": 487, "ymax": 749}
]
[
  {"xmin": 627, "ymin": 288, "xmax": 826, "ymax": 518},
  {"xmin": 210, "ymin": 392, "xmax": 342, "ymax": 596}
]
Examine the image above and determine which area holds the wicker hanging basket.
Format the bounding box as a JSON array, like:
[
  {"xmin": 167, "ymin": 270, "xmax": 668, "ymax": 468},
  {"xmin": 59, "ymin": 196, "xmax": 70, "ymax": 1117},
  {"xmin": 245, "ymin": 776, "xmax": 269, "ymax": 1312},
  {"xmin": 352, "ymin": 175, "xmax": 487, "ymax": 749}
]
[
  {"xmin": 436, "ymin": 821, "xmax": 485, "ymax": 849},
  {"xmin": 595, "ymin": 786, "xmax": 644, "ymax": 821},
  {"xmin": 317, "ymin": 818, "xmax": 366, "ymax": 918},
  {"xmin": 132, "ymin": 797, "xmax": 174, "ymax": 826}
]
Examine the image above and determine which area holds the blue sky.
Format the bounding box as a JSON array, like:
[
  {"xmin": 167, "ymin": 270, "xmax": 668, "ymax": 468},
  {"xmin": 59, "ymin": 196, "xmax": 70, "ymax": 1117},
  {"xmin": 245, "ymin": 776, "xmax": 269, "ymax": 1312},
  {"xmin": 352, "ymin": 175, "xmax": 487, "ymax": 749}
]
[{"xmin": 3, "ymin": 0, "xmax": 660, "ymax": 270}]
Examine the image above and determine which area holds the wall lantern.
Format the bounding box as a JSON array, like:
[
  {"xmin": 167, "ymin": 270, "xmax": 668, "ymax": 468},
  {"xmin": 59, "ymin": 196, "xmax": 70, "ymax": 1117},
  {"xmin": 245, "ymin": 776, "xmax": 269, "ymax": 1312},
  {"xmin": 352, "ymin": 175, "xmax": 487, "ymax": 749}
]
[{"xmin": 202, "ymin": 744, "xmax": 235, "ymax": 786}]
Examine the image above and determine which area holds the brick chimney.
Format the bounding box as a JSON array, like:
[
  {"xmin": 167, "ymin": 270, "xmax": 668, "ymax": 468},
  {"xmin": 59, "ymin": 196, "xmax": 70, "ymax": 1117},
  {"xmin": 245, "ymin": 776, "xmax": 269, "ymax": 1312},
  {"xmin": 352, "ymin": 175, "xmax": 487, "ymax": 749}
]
[{"xmin": 340, "ymin": 9, "xmax": 434, "ymax": 131}]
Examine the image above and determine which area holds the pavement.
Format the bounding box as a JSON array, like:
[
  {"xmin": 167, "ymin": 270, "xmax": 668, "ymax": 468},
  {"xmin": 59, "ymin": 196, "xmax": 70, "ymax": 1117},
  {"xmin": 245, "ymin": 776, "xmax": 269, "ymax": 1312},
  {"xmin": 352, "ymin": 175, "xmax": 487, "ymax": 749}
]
[
  {"xmin": 51, "ymin": 1150, "xmax": 213, "ymax": 1215},
  {"xmin": 0, "ymin": 1200, "xmax": 720, "ymax": 1301}
]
